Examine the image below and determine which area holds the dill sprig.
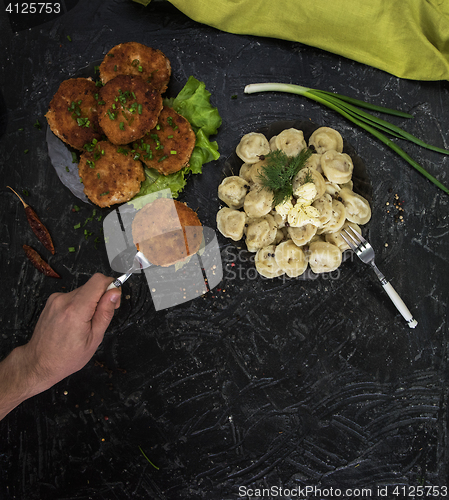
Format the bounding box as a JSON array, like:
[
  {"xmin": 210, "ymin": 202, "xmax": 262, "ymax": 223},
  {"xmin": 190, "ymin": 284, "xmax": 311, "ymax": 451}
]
[{"xmin": 257, "ymin": 148, "xmax": 313, "ymax": 206}]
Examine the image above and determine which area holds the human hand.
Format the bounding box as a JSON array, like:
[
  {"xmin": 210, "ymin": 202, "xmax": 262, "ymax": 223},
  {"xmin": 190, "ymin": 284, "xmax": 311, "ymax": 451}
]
[{"xmin": 21, "ymin": 273, "xmax": 121, "ymax": 396}]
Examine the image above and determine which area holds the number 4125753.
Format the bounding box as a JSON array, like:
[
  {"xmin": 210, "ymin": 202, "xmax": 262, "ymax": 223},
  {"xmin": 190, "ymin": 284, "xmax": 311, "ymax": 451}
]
[{"xmin": 5, "ymin": 3, "xmax": 61, "ymax": 14}]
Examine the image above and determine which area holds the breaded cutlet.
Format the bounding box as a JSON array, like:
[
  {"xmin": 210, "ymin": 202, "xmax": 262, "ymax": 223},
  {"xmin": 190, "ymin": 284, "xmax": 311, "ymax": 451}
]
[
  {"xmin": 78, "ymin": 140, "xmax": 145, "ymax": 208},
  {"xmin": 97, "ymin": 75, "xmax": 163, "ymax": 145},
  {"xmin": 133, "ymin": 106, "xmax": 196, "ymax": 175},
  {"xmin": 45, "ymin": 78, "xmax": 103, "ymax": 150},
  {"xmin": 132, "ymin": 197, "xmax": 203, "ymax": 267},
  {"xmin": 99, "ymin": 42, "xmax": 171, "ymax": 94}
]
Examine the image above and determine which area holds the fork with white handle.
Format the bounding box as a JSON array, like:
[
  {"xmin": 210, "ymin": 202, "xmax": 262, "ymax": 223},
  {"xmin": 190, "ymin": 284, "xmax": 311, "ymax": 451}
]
[{"xmin": 341, "ymin": 226, "xmax": 418, "ymax": 329}]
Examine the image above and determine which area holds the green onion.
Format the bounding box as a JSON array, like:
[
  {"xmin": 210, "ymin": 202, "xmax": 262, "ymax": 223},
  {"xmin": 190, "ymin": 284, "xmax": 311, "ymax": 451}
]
[
  {"xmin": 68, "ymin": 247, "xmax": 76, "ymax": 253},
  {"xmin": 138, "ymin": 446, "xmax": 159, "ymax": 470},
  {"xmin": 244, "ymin": 82, "xmax": 449, "ymax": 195}
]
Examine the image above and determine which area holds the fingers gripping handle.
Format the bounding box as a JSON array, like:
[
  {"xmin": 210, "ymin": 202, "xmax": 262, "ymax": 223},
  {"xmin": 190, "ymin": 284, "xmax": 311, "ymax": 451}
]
[
  {"xmin": 106, "ymin": 276, "xmax": 126, "ymax": 291},
  {"xmin": 382, "ymin": 281, "xmax": 418, "ymax": 328},
  {"xmin": 107, "ymin": 281, "xmax": 120, "ymax": 291}
]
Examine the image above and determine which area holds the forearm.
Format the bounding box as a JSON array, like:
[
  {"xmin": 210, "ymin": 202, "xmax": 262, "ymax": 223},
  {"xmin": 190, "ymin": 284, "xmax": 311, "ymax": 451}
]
[{"xmin": 0, "ymin": 346, "xmax": 36, "ymax": 421}]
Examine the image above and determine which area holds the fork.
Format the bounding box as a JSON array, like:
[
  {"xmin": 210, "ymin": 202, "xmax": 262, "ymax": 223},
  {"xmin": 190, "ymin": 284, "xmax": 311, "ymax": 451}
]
[{"xmin": 341, "ymin": 226, "xmax": 418, "ymax": 329}]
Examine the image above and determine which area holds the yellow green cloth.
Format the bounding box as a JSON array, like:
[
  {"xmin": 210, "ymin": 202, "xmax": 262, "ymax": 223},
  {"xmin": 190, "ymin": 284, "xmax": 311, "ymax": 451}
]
[{"xmin": 154, "ymin": 0, "xmax": 449, "ymax": 81}]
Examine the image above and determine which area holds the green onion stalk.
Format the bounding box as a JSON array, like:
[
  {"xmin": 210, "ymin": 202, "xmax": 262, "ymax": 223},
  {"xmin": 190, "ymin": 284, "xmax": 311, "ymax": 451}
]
[{"xmin": 244, "ymin": 83, "xmax": 449, "ymax": 195}]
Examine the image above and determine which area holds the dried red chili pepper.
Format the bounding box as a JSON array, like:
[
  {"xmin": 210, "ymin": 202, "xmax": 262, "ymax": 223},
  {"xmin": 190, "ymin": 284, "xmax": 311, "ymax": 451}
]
[
  {"xmin": 23, "ymin": 245, "xmax": 61, "ymax": 278},
  {"xmin": 8, "ymin": 186, "xmax": 55, "ymax": 254}
]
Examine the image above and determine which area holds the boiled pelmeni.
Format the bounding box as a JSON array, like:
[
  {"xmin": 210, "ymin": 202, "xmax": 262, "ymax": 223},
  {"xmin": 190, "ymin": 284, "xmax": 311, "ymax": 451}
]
[
  {"xmin": 239, "ymin": 163, "xmax": 253, "ymax": 183},
  {"xmin": 275, "ymin": 240, "xmax": 308, "ymax": 277},
  {"xmin": 288, "ymin": 223, "xmax": 317, "ymax": 246},
  {"xmin": 338, "ymin": 187, "xmax": 371, "ymax": 224},
  {"xmin": 274, "ymin": 128, "xmax": 307, "ymax": 156},
  {"xmin": 324, "ymin": 180, "xmax": 341, "ymax": 197},
  {"xmin": 236, "ymin": 132, "xmax": 270, "ymax": 164},
  {"xmin": 245, "ymin": 214, "xmax": 277, "ymax": 252},
  {"xmin": 304, "ymin": 153, "xmax": 323, "ymax": 173},
  {"xmin": 317, "ymin": 199, "xmax": 346, "ymax": 234},
  {"xmin": 312, "ymin": 193, "xmax": 333, "ymax": 227},
  {"xmin": 255, "ymin": 245, "xmax": 284, "ymax": 278},
  {"xmin": 218, "ymin": 176, "xmax": 249, "ymax": 209},
  {"xmin": 308, "ymin": 241, "xmax": 342, "ymax": 273},
  {"xmin": 292, "ymin": 168, "xmax": 326, "ymax": 201},
  {"xmin": 243, "ymin": 187, "xmax": 273, "ymax": 218},
  {"xmin": 321, "ymin": 150, "xmax": 354, "ymax": 184},
  {"xmin": 248, "ymin": 159, "xmax": 268, "ymax": 186},
  {"xmin": 309, "ymin": 127, "xmax": 344, "ymax": 154},
  {"xmin": 216, "ymin": 207, "xmax": 247, "ymax": 241}
]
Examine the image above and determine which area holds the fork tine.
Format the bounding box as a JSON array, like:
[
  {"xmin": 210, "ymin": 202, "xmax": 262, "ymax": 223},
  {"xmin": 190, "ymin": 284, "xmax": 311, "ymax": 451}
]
[
  {"xmin": 345, "ymin": 225, "xmax": 366, "ymax": 244},
  {"xmin": 340, "ymin": 230, "xmax": 357, "ymax": 250}
]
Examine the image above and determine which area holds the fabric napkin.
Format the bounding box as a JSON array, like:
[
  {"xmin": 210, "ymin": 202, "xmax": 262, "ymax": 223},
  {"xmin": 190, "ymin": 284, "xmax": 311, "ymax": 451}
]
[{"xmin": 142, "ymin": 0, "xmax": 449, "ymax": 81}]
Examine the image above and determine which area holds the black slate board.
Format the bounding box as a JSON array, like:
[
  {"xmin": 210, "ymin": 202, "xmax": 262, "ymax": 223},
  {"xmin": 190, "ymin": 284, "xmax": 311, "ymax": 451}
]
[{"xmin": 1, "ymin": 1, "xmax": 448, "ymax": 499}]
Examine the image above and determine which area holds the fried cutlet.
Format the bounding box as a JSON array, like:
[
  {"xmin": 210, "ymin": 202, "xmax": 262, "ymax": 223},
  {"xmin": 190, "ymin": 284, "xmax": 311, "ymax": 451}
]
[
  {"xmin": 134, "ymin": 106, "xmax": 196, "ymax": 175},
  {"xmin": 132, "ymin": 197, "xmax": 203, "ymax": 267},
  {"xmin": 97, "ymin": 75, "xmax": 163, "ymax": 146},
  {"xmin": 99, "ymin": 42, "xmax": 171, "ymax": 94},
  {"xmin": 78, "ymin": 140, "xmax": 145, "ymax": 207},
  {"xmin": 45, "ymin": 78, "xmax": 103, "ymax": 150}
]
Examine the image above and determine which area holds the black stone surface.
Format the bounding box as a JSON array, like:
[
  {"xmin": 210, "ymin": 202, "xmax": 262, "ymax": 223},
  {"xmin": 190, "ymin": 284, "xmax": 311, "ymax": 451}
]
[{"xmin": 0, "ymin": 1, "xmax": 448, "ymax": 499}]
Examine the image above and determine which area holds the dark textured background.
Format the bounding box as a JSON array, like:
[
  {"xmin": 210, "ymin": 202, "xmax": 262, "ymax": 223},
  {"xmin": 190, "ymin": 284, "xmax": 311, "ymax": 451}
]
[{"xmin": 1, "ymin": 1, "xmax": 448, "ymax": 499}]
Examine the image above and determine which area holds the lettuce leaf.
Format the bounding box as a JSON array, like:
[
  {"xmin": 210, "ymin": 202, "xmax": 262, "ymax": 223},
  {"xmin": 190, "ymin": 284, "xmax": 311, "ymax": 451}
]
[{"xmin": 133, "ymin": 76, "xmax": 221, "ymax": 199}]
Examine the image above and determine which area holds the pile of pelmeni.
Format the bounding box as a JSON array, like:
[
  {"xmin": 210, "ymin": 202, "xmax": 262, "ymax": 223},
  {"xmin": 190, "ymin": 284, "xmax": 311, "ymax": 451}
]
[{"xmin": 216, "ymin": 126, "xmax": 371, "ymax": 278}]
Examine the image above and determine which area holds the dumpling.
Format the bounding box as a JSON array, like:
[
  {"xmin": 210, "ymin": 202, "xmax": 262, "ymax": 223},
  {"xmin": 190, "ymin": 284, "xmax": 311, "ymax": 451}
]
[
  {"xmin": 255, "ymin": 245, "xmax": 284, "ymax": 278},
  {"xmin": 275, "ymin": 240, "xmax": 308, "ymax": 277},
  {"xmin": 239, "ymin": 163, "xmax": 253, "ymax": 183},
  {"xmin": 338, "ymin": 187, "xmax": 371, "ymax": 224},
  {"xmin": 312, "ymin": 193, "xmax": 333, "ymax": 227},
  {"xmin": 216, "ymin": 207, "xmax": 247, "ymax": 241},
  {"xmin": 236, "ymin": 132, "xmax": 270, "ymax": 164},
  {"xmin": 292, "ymin": 167, "xmax": 326, "ymax": 201},
  {"xmin": 304, "ymin": 153, "xmax": 323, "ymax": 173},
  {"xmin": 273, "ymin": 128, "xmax": 307, "ymax": 156},
  {"xmin": 218, "ymin": 176, "xmax": 249, "ymax": 209},
  {"xmin": 308, "ymin": 241, "xmax": 342, "ymax": 274},
  {"xmin": 288, "ymin": 224, "xmax": 317, "ymax": 246},
  {"xmin": 309, "ymin": 127, "xmax": 344, "ymax": 154},
  {"xmin": 243, "ymin": 187, "xmax": 273, "ymax": 218},
  {"xmin": 317, "ymin": 199, "xmax": 346, "ymax": 234},
  {"xmin": 248, "ymin": 159, "xmax": 268, "ymax": 186},
  {"xmin": 245, "ymin": 214, "xmax": 277, "ymax": 252},
  {"xmin": 321, "ymin": 150, "xmax": 354, "ymax": 184}
]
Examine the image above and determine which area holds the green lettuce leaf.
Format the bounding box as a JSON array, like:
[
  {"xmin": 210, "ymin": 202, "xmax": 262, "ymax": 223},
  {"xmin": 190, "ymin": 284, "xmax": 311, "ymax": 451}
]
[{"xmin": 133, "ymin": 76, "xmax": 221, "ymax": 199}]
